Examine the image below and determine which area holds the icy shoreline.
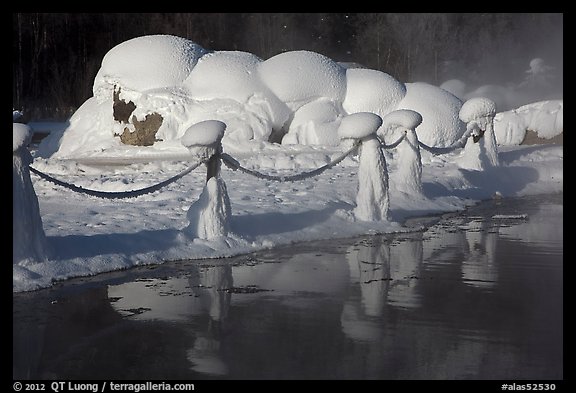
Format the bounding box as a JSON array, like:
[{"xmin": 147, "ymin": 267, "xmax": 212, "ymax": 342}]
[{"xmin": 14, "ymin": 142, "xmax": 562, "ymax": 293}]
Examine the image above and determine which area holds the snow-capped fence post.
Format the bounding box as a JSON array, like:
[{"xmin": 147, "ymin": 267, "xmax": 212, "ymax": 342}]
[
  {"xmin": 13, "ymin": 123, "xmax": 50, "ymax": 264},
  {"xmin": 338, "ymin": 112, "xmax": 389, "ymax": 222},
  {"xmin": 380, "ymin": 109, "xmax": 424, "ymax": 197},
  {"xmin": 181, "ymin": 120, "xmax": 232, "ymax": 240},
  {"xmin": 458, "ymin": 97, "xmax": 499, "ymax": 170}
]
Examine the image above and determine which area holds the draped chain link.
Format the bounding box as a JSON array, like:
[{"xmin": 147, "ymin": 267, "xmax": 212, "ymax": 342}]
[{"xmin": 29, "ymin": 157, "xmax": 208, "ymax": 199}]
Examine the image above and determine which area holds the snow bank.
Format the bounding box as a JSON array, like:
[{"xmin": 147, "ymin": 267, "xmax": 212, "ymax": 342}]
[
  {"xmin": 396, "ymin": 82, "xmax": 466, "ymax": 147},
  {"xmin": 257, "ymin": 50, "xmax": 347, "ymax": 110},
  {"xmin": 342, "ymin": 68, "xmax": 406, "ymax": 117},
  {"xmin": 93, "ymin": 35, "xmax": 206, "ymax": 95},
  {"xmin": 493, "ymin": 100, "xmax": 563, "ymax": 145}
]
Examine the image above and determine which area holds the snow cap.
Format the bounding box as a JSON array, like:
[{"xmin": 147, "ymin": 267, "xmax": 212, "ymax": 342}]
[
  {"xmin": 181, "ymin": 120, "xmax": 227, "ymax": 147},
  {"xmin": 13, "ymin": 123, "xmax": 33, "ymax": 152},
  {"xmin": 381, "ymin": 109, "xmax": 422, "ymax": 131},
  {"xmin": 459, "ymin": 97, "xmax": 496, "ymax": 123},
  {"xmin": 338, "ymin": 112, "xmax": 383, "ymax": 140},
  {"xmin": 93, "ymin": 34, "xmax": 206, "ymax": 93}
]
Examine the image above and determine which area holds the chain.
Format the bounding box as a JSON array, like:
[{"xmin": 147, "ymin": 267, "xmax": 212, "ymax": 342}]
[
  {"xmin": 29, "ymin": 158, "xmax": 207, "ymax": 199},
  {"xmin": 221, "ymin": 141, "xmax": 360, "ymax": 182}
]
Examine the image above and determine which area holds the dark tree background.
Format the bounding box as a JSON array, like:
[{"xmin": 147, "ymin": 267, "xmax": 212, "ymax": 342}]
[{"xmin": 13, "ymin": 13, "xmax": 563, "ymax": 120}]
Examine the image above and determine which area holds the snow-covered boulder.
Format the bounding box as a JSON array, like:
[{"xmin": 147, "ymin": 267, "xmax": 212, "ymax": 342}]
[
  {"xmin": 183, "ymin": 50, "xmax": 291, "ymax": 131},
  {"xmin": 257, "ymin": 50, "xmax": 347, "ymax": 111},
  {"xmin": 396, "ymin": 82, "xmax": 466, "ymax": 147},
  {"xmin": 439, "ymin": 79, "xmax": 467, "ymax": 100},
  {"xmin": 464, "ymin": 84, "xmax": 515, "ymax": 113},
  {"xmin": 282, "ymin": 99, "xmax": 343, "ymax": 145},
  {"xmin": 342, "ymin": 68, "xmax": 406, "ymax": 118},
  {"xmin": 93, "ymin": 34, "xmax": 206, "ymax": 96}
]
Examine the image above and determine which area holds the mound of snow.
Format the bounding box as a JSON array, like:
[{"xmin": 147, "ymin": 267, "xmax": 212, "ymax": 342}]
[
  {"xmin": 258, "ymin": 50, "xmax": 347, "ymax": 110},
  {"xmin": 439, "ymin": 79, "xmax": 467, "ymax": 100},
  {"xmin": 183, "ymin": 50, "xmax": 290, "ymax": 131},
  {"xmin": 282, "ymin": 99, "xmax": 343, "ymax": 145},
  {"xmin": 494, "ymin": 100, "xmax": 563, "ymax": 145},
  {"xmin": 396, "ymin": 82, "xmax": 466, "ymax": 147},
  {"xmin": 464, "ymin": 84, "xmax": 515, "ymax": 113},
  {"xmin": 93, "ymin": 35, "xmax": 206, "ymax": 95},
  {"xmin": 342, "ymin": 68, "xmax": 406, "ymax": 117}
]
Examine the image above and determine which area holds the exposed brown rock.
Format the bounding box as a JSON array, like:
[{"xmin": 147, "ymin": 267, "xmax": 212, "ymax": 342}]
[
  {"xmin": 521, "ymin": 129, "xmax": 563, "ymax": 145},
  {"xmin": 113, "ymin": 86, "xmax": 136, "ymax": 123},
  {"xmin": 119, "ymin": 113, "xmax": 164, "ymax": 146}
]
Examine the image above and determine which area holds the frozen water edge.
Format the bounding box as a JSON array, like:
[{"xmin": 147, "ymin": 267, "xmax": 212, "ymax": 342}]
[{"xmin": 14, "ymin": 143, "xmax": 563, "ymax": 293}]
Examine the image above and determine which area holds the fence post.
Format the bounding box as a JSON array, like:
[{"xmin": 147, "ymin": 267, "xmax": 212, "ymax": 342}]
[
  {"xmin": 338, "ymin": 112, "xmax": 389, "ymax": 222},
  {"xmin": 458, "ymin": 98, "xmax": 499, "ymax": 170},
  {"xmin": 181, "ymin": 120, "xmax": 231, "ymax": 240},
  {"xmin": 381, "ymin": 109, "xmax": 424, "ymax": 197},
  {"xmin": 13, "ymin": 123, "xmax": 50, "ymax": 264}
]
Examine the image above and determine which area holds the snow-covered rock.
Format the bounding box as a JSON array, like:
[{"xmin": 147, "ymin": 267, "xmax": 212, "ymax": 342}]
[
  {"xmin": 396, "ymin": 82, "xmax": 466, "ymax": 147},
  {"xmin": 93, "ymin": 34, "xmax": 206, "ymax": 95},
  {"xmin": 282, "ymin": 99, "xmax": 343, "ymax": 145},
  {"xmin": 342, "ymin": 68, "xmax": 406, "ymax": 118},
  {"xmin": 257, "ymin": 50, "xmax": 347, "ymax": 111},
  {"xmin": 439, "ymin": 79, "xmax": 467, "ymax": 100}
]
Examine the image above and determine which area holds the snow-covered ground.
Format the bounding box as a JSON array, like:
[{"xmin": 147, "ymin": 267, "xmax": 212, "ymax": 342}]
[
  {"xmin": 13, "ymin": 35, "xmax": 563, "ymax": 292},
  {"xmin": 13, "ymin": 138, "xmax": 562, "ymax": 292}
]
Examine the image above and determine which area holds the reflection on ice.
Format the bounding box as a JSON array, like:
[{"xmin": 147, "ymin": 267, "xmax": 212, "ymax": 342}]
[
  {"xmin": 461, "ymin": 219, "xmax": 499, "ymax": 288},
  {"xmin": 13, "ymin": 194, "xmax": 562, "ymax": 379}
]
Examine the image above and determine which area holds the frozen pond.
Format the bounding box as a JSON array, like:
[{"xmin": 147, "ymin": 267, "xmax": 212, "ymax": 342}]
[{"xmin": 13, "ymin": 193, "xmax": 562, "ymax": 380}]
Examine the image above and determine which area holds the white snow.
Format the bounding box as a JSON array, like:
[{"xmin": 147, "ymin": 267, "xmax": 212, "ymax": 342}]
[
  {"xmin": 181, "ymin": 120, "xmax": 226, "ymax": 147},
  {"xmin": 493, "ymin": 100, "xmax": 563, "ymax": 145},
  {"xmin": 93, "ymin": 34, "xmax": 206, "ymax": 94},
  {"xmin": 381, "ymin": 110, "xmax": 423, "ymax": 196},
  {"xmin": 13, "ymin": 123, "xmax": 32, "ymax": 151},
  {"xmin": 14, "ymin": 35, "xmax": 563, "ymax": 292},
  {"xmin": 395, "ymin": 82, "xmax": 466, "ymax": 147},
  {"xmin": 338, "ymin": 112, "xmax": 383, "ymax": 140},
  {"xmin": 13, "ymin": 123, "xmax": 50, "ymax": 266},
  {"xmin": 257, "ymin": 50, "xmax": 347, "ymax": 110},
  {"xmin": 342, "ymin": 68, "xmax": 406, "ymax": 117},
  {"xmin": 458, "ymin": 97, "xmax": 499, "ymax": 170}
]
